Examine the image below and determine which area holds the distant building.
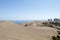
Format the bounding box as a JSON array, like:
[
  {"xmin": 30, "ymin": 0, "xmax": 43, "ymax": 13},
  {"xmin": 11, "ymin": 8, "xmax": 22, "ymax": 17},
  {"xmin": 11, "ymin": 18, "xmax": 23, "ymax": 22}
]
[
  {"xmin": 48, "ymin": 19, "xmax": 52, "ymax": 22},
  {"xmin": 54, "ymin": 18, "xmax": 60, "ymax": 22}
]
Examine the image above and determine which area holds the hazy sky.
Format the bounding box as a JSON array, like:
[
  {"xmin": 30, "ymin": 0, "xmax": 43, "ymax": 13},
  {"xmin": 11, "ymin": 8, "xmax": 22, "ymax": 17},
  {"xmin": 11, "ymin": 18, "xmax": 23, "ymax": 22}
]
[{"xmin": 0, "ymin": 0, "xmax": 60, "ymax": 20}]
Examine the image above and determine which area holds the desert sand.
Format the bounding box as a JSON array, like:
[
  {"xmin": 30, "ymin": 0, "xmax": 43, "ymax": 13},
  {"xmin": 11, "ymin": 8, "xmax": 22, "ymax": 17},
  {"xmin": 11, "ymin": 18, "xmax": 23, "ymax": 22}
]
[{"xmin": 0, "ymin": 21, "xmax": 58, "ymax": 40}]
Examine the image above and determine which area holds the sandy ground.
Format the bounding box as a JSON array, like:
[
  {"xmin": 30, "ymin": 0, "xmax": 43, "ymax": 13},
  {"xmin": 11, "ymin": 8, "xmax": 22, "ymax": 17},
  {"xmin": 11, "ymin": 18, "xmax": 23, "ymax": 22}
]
[{"xmin": 0, "ymin": 21, "xmax": 58, "ymax": 40}]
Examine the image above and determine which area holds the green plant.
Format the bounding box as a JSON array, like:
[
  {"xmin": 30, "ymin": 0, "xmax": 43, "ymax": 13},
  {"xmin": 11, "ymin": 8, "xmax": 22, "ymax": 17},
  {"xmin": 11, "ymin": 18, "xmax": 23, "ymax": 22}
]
[
  {"xmin": 52, "ymin": 35, "xmax": 60, "ymax": 40},
  {"xmin": 52, "ymin": 36, "xmax": 56, "ymax": 40}
]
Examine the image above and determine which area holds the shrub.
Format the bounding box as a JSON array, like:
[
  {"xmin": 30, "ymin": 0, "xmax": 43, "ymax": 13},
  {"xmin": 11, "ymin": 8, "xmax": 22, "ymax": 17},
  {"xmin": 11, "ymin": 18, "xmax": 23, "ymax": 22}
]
[
  {"xmin": 56, "ymin": 35, "xmax": 60, "ymax": 40},
  {"xmin": 52, "ymin": 36, "xmax": 56, "ymax": 40},
  {"xmin": 25, "ymin": 24, "xmax": 28, "ymax": 27},
  {"xmin": 52, "ymin": 35, "xmax": 60, "ymax": 40},
  {"xmin": 57, "ymin": 31, "xmax": 60, "ymax": 35}
]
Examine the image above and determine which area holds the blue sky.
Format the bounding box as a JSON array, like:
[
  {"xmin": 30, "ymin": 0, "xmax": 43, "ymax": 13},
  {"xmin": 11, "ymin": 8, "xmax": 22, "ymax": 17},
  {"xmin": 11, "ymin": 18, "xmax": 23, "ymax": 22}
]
[{"xmin": 0, "ymin": 0, "xmax": 60, "ymax": 20}]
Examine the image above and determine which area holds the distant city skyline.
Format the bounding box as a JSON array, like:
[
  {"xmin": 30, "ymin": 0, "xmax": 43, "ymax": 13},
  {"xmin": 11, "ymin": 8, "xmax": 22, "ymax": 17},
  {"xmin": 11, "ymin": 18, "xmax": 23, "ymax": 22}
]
[{"xmin": 0, "ymin": 0, "xmax": 60, "ymax": 20}]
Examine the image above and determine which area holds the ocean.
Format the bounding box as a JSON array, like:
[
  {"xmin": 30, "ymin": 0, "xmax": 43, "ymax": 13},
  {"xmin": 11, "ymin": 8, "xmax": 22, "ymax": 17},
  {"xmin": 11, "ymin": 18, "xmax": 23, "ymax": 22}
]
[{"xmin": 11, "ymin": 20, "xmax": 32, "ymax": 24}]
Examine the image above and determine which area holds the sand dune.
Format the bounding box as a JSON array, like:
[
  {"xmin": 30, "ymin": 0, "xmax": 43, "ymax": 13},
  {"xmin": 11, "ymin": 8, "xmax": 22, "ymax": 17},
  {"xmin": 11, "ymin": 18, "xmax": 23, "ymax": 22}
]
[{"xmin": 0, "ymin": 21, "xmax": 58, "ymax": 40}]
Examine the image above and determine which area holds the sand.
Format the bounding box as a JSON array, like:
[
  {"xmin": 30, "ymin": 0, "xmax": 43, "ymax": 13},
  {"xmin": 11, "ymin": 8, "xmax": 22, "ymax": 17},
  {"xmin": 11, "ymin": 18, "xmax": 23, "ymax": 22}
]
[{"xmin": 0, "ymin": 21, "xmax": 58, "ymax": 40}]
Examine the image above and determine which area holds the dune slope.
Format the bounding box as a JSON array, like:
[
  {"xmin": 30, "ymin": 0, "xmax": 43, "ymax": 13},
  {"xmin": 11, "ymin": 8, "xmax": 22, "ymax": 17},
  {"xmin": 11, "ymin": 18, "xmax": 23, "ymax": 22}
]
[{"xmin": 0, "ymin": 21, "xmax": 58, "ymax": 40}]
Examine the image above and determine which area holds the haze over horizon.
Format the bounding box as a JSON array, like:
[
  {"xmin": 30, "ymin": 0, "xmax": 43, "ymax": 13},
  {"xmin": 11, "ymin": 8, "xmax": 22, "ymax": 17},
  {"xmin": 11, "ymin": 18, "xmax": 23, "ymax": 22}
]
[{"xmin": 0, "ymin": 0, "xmax": 60, "ymax": 20}]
